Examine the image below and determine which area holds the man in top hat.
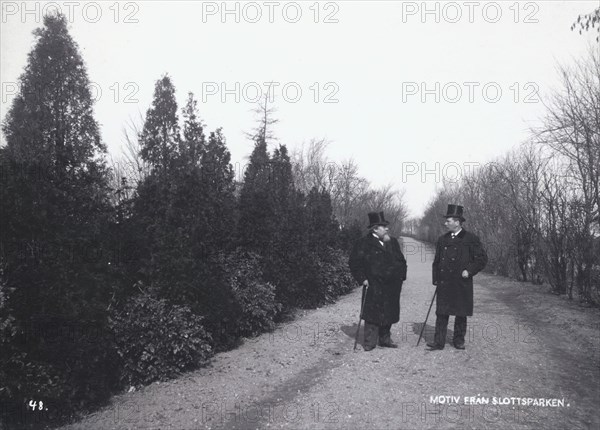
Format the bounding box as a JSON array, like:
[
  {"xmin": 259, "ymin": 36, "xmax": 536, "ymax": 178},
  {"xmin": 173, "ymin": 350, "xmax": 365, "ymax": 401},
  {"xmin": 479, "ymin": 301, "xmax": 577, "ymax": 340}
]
[
  {"xmin": 349, "ymin": 211, "xmax": 407, "ymax": 351},
  {"xmin": 427, "ymin": 204, "xmax": 488, "ymax": 351}
]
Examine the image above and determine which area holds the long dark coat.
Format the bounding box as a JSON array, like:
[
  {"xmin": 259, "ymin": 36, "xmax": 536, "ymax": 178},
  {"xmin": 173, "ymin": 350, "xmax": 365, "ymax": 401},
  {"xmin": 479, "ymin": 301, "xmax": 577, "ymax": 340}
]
[
  {"xmin": 349, "ymin": 234, "xmax": 407, "ymax": 325},
  {"xmin": 432, "ymin": 229, "xmax": 488, "ymax": 316}
]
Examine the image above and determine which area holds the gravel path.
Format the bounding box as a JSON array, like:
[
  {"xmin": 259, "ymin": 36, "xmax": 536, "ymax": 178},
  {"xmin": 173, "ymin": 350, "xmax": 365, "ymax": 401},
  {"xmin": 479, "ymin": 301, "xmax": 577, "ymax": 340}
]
[{"xmin": 62, "ymin": 237, "xmax": 600, "ymax": 430}]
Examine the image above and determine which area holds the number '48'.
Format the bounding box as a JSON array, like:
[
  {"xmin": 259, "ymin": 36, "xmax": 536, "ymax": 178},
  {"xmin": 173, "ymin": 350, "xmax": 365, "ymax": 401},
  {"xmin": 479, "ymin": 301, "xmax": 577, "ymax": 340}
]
[{"xmin": 28, "ymin": 400, "xmax": 44, "ymax": 411}]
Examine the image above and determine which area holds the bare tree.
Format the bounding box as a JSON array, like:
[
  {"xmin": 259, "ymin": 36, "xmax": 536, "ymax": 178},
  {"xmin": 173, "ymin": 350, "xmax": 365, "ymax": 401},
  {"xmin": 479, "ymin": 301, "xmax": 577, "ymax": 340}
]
[
  {"xmin": 291, "ymin": 137, "xmax": 337, "ymax": 195},
  {"xmin": 538, "ymin": 162, "xmax": 571, "ymax": 295},
  {"xmin": 350, "ymin": 184, "xmax": 408, "ymax": 237},
  {"xmin": 330, "ymin": 159, "xmax": 369, "ymax": 228},
  {"xmin": 106, "ymin": 111, "xmax": 148, "ymax": 208},
  {"xmin": 245, "ymin": 83, "xmax": 279, "ymax": 150},
  {"xmin": 121, "ymin": 110, "xmax": 150, "ymax": 185},
  {"xmin": 290, "ymin": 139, "xmax": 408, "ymax": 234},
  {"xmin": 535, "ymin": 47, "xmax": 600, "ymax": 300},
  {"xmin": 415, "ymin": 50, "xmax": 599, "ymax": 304}
]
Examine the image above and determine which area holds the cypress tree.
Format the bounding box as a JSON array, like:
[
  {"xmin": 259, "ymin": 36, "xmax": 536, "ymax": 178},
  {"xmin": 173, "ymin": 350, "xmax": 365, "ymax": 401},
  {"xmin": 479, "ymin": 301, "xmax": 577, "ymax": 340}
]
[
  {"xmin": 180, "ymin": 92, "xmax": 205, "ymax": 168},
  {"xmin": 237, "ymin": 130, "xmax": 275, "ymax": 251},
  {"xmin": 133, "ymin": 75, "xmax": 183, "ymax": 300},
  {"xmin": 0, "ymin": 12, "xmax": 115, "ymax": 416},
  {"xmin": 306, "ymin": 186, "xmax": 338, "ymax": 251},
  {"xmin": 200, "ymin": 128, "xmax": 236, "ymax": 248},
  {"xmin": 139, "ymin": 75, "xmax": 180, "ymax": 174}
]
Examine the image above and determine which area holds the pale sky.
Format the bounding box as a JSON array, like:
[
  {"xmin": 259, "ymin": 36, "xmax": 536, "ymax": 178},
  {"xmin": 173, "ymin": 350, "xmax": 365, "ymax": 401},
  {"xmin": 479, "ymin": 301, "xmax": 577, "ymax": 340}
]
[{"xmin": 1, "ymin": 1, "xmax": 598, "ymax": 217}]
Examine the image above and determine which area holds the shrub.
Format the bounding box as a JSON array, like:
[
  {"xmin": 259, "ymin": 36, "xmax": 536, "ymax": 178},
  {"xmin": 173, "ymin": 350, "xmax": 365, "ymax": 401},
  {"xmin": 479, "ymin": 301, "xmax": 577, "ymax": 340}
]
[
  {"xmin": 317, "ymin": 247, "xmax": 356, "ymax": 303},
  {"xmin": 263, "ymin": 245, "xmax": 354, "ymax": 310},
  {"xmin": 0, "ymin": 314, "xmax": 117, "ymax": 428},
  {"xmin": 265, "ymin": 246, "xmax": 322, "ymax": 309},
  {"xmin": 109, "ymin": 291, "xmax": 213, "ymax": 387},
  {"xmin": 337, "ymin": 222, "xmax": 363, "ymax": 254},
  {"xmin": 219, "ymin": 250, "xmax": 282, "ymax": 338}
]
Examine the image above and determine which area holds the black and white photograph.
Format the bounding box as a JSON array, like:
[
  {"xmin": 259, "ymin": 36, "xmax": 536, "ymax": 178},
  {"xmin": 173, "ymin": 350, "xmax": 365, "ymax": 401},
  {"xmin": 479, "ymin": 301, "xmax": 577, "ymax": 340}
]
[{"xmin": 1, "ymin": 1, "xmax": 599, "ymax": 429}]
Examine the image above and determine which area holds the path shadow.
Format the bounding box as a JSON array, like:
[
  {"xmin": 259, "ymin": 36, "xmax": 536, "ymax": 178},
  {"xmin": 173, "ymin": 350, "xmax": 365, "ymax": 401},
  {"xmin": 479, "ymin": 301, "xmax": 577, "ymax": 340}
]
[
  {"xmin": 340, "ymin": 322, "xmax": 455, "ymax": 347},
  {"xmin": 411, "ymin": 322, "xmax": 454, "ymax": 346},
  {"xmin": 340, "ymin": 323, "xmax": 364, "ymax": 348}
]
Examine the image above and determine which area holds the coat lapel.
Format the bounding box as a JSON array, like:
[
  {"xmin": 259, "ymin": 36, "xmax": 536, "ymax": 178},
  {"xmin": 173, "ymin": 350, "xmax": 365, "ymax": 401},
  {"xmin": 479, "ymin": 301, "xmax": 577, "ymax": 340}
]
[
  {"xmin": 445, "ymin": 229, "xmax": 466, "ymax": 242},
  {"xmin": 367, "ymin": 234, "xmax": 385, "ymax": 250}
]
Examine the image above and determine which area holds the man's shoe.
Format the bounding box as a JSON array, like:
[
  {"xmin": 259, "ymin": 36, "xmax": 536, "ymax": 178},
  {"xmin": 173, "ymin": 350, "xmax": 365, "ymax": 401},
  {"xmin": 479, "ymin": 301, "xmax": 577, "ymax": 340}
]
[
  {"xmin": 379, "ymin": 341, "xmax": 398, "ymax": 348},
  {"xmin": 453, "ymin": 342, "xmax": 465, "ymax": 350},
  {"xmin": 426, "ymin": 342, "xmax": 444, "ymax": 351},
  {"xmin": 363, "ymin": 345, "xmax": 376, "ymax": 351}
]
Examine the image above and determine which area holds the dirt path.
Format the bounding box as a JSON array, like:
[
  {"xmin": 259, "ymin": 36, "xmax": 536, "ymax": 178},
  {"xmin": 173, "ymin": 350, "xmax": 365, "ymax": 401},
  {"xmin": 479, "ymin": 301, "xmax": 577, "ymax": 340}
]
[{"xmin": 62, "ymin": 237, "xmax": 599, "ymax": 430}]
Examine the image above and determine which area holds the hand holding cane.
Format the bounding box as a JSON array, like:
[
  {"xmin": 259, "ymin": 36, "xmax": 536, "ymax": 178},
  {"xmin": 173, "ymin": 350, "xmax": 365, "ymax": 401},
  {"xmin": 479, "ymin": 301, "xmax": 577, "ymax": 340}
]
[
  {"xmin": 353, "ymin": 281, "xmax": 369, "ymax": 351},
  {"xmin": 417, "ymin": 286, "xmax": 437, "ymax": 346}
]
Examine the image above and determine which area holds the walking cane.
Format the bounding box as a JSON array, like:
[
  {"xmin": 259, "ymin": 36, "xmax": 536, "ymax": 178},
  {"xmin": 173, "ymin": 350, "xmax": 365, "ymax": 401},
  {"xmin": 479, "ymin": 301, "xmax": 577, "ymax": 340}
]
[
  {"xmin": 353, "ymin": 283, "xmax": 369, "ymax": 351},
  {"xmin": 416, "ymin": 287, "xmax": 437, "ymax": 346}
]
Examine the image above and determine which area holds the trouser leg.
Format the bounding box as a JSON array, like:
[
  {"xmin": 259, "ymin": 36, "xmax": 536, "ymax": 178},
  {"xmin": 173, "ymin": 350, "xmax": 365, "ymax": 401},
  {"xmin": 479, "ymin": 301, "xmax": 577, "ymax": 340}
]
[
  {"xmin": 453, "ymin": 316, "xmax": 467, "ymax": 346},
  {"xmin": 434, "ymin": 313, "xmax": 449, "ymax": 348},
  {"xmin": 378, "ymin": 324, "xmax": 392, "ymax": 345},
  {"xmin": 363, "ymin": 321, "xmax": 378, "ymax": 350}
]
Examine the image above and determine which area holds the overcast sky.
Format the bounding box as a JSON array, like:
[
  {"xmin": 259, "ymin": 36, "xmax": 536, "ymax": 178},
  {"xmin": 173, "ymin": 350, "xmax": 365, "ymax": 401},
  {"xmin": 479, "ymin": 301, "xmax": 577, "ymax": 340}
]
[{"xmin": 1, "ymin": 1, "xmax": 598, "ymax": 217}]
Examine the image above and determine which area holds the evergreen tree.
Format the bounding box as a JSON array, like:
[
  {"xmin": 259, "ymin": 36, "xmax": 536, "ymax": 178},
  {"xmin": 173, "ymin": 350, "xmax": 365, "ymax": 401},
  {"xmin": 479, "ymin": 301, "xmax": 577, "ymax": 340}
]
[
  {"xmin": 0, "ymin": 13, "xmax": 115, "ymax": 416},
  {"xmin": 338, "ymin": 220, "xmax": 363, "ymax": 253},
  {"xmin": 133, "ymin": 75, "xmax": 183, "ymax": 299},
  {"xmin": 180, "ymin": 92, "xmax": 205, "ymax": 168},
  {"xmin": 133, "ymin": 85, "xmax": 241, "ymax": 348},
  {"xmin": 571, "ymin": 7, "xmax": 600, "ymax": 41},
  {"xmin": 200, "ymin": 128, "xmax": 236, "ymax": 247},
  {"xmin": 139, "ymin": 75, "xmax": 180, "ymax": 173},
  {"xmin": 271, "ymin": 145, "xmax": 294, "ymax": 234},
  {"xmin": 262, "ymin": 145, "xmax": 321, "ymax": 308},
  {"xmin": 192, "ymin": 126, "xmax": 240, "ymax": 348},
  {"xmin": 237, "ymin": 130, "xmax": 275, "ymax": 250},
  {"xmin": 237, "ymin": 92, "xmax": 282, "ymax": 250},
  {"xmin": 130, "ymin": 76, "xmax": 181, "ymax": 292},
  {"xmin": 306, "ymin": 186, "xmax": 338, "ymax": 251}
]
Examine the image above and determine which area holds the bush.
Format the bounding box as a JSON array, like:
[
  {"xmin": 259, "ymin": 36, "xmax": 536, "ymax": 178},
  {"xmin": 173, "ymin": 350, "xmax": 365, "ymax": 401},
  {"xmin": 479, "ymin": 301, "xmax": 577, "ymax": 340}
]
[
  {"xmin": 109, "ymin": 291, "xmax": 213, "ymax": 387},
  {"xmin": 337, "ymin": 222, "xmax": 363, "ymax": 254},
  {"xmin": 0, "ymin": 314, "xmax": 118, "ymax": 428},
  {"xmin": 263, "ymin": 245, "xmax": 354, "ymax": 310},
  {"xmin": 219, "ymin": 250, "xmax": 282, "ymax": 338},
  {"xmin": 265, "ymin": 246, "xmax": 322, "ymax": 309},
  {"xmin": 317, "ymin": 247, "xmax": 356, "ymax": 303}
]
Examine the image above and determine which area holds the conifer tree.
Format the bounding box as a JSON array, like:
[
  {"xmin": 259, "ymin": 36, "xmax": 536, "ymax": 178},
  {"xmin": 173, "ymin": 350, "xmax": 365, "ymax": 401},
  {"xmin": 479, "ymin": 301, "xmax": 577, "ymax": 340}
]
[
  {"xmin": 200, "ymin": 128, "xmax": 236, "ymax": 247},
  {"xmin": 306, "ymin": 186, "xmax": 338, "ymax": 251},
  {"xmin": 271, "ymin": 145, "xmax": 294, "ymax": 230},
  {"xmin": 133, "ymin": 75, "xmax": 183, "ymax": 299},
  {"xmin": 139, "ymin": 75, "xmax": 180, "ymax": 173},
  {"xmin": 0, "ymin": 12, "xmax": 115, "ymax": 414},
  {"xmin": 133, "ymin": 85, "xmax": 242, "ymax": 346},
  {"xmin": 237, "ymin": 129, "xmax": 275, "ymax": 250},
  {"xmin": 180, "ymin": 92, "xmax": 205, "ymax": 168}
]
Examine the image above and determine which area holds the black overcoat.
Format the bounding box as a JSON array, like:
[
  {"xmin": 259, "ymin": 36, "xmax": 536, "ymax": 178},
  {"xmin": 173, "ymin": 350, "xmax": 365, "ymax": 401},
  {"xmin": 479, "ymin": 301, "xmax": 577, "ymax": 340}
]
[
  {"xmin": 432, "ymin": 229, "xmax": 488, "ymax": 316},
  {"xmin": 349, "ymin": 234, "xmax": 407, "ymax": 325}
]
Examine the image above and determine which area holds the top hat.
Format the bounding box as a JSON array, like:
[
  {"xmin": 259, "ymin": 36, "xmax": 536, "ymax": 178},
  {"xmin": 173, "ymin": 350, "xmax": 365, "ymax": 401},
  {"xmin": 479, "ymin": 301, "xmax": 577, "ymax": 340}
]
[
  {"xmin": 443, "ymin": 204, "xmax": 465, "ymax": 222},
  {"xmin": 368, "ymin": 211, "xmax": 390, "ymax": 228}
]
